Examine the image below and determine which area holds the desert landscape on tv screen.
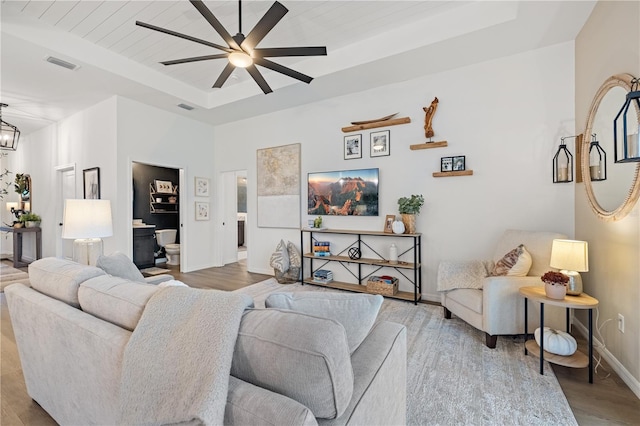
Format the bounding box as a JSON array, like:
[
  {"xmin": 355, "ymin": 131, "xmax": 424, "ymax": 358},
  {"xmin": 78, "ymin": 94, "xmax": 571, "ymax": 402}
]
[{"xmin": 308, "ymin": 168, "xmax": 379, "ymax": 216}]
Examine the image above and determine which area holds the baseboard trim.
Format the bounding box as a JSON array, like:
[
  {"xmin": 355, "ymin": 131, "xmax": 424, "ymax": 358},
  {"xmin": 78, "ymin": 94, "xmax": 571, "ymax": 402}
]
[{"xmin": 573, "ymin": 319, "xmax": 640, "ymax": 399}]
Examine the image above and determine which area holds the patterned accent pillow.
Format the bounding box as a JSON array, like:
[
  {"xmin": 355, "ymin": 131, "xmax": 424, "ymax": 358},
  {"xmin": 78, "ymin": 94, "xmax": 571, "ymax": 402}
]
[
  {"xmin": 269, "ymin": 239, "xmax": 290, "ymax": 273},
  {"xmin": 491, "ymin": 244, "xmax": 532, "ymax": 277},
  {"xmin": 287, "ymin": 241, "xmax": 302, "ymax": 268}
]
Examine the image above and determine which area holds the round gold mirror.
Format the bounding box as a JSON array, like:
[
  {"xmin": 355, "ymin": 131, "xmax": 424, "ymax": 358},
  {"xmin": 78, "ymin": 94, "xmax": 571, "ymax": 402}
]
[{"xmin": 582, "ymin": 74, "xmax": 640, "ymax": 221}]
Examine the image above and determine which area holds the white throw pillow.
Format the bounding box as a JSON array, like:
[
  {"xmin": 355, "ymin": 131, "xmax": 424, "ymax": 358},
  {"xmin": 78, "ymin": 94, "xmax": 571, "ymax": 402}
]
[
  {"xmin": 490, "ymin": 244, "xmax": 532, "ymax": 277},
  {"xmin": 507, "ymin": 245, "xmax": 532, "ymax": 276}
]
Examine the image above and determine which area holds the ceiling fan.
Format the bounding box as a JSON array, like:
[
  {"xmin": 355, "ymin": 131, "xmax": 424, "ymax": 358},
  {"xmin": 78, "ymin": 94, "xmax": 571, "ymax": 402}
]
[{"xmin": 136, "ymin": 0, "xmax": 327, "ymax": 94}]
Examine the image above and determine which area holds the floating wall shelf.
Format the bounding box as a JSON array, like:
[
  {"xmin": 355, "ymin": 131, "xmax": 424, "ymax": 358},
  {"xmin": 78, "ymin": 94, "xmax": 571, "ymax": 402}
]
[
  {"xmin": 410, "ymin": 141, "xmax": 448, "ymax": 150},
  {"xmin": 341, "ymin": 117, "xmax": 411, "ymax": 133},
  {"xmin": 432, "ymin": 170, "xmax": 474, "ymax": 178}
]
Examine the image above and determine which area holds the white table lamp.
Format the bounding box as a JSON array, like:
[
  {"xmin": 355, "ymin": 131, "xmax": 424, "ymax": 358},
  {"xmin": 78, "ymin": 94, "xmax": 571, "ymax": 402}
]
[
  {"xmin": 550, "ymin": 239, "xmax": 589, "ymax": 295},
  {"xmin": 62, "ymin": 199, "xmax": 113, "ymax": 265}
]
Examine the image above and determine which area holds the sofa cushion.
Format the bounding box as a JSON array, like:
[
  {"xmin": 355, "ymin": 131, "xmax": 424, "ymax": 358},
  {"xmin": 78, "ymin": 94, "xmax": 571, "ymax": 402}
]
[
  {"xmin": 28, "ymin": 258, "xmax": 106, "ymax": 308},
  {"xmin": 78, "ymin": 275, "xmax": 159, "ymax": 331},
  {"xmin": 491, "ymin": 244, "xmax": 532, "ymax": 277},
  {"xmin": 231, "ymin": 308, "xmax": 353, "ymax": 420},
  {"xmin": 265, "ymin": 291, "xmax": 383, "ymax": 353},
  {"xmin": 96, "ymin": 252, "xmax": 145, "ymax": 282}
]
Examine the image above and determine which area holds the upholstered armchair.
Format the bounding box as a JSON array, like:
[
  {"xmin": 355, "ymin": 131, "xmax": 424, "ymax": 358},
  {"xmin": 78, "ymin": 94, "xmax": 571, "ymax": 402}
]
[{"xmin": 440, "ymin": 229, "xmax": 566, "ymax": 348}]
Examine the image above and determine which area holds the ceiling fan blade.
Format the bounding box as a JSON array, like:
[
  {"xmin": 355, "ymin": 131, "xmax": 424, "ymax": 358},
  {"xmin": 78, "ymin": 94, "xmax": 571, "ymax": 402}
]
[
  {"xmin": 213, "ymin": 63, "xmax": 236, "ymax": 88},
  {"xmin": 254, "ymin": 58, "xmax": 313, "ymax": 84},
  {"xmin": 246, "ymin": 65, "xmax": 273, "ymax": 94},
  {"xmin": 241, "ymin": 1, "xmax": 288, "ymax": 50},
  {"xmin": 190, "ymin": 0, "xmax": 241, "ymax": 51},
  {"xmin": 136, "ymin": 21, "xmax": 231, "ymax": 53},
  {"xmin": 253, "ymin": 46, "xmax": 327, "ymax": 58},
  {"xmin": 161, "ymin": 54, "xmax": 228, "ymax": 66}
]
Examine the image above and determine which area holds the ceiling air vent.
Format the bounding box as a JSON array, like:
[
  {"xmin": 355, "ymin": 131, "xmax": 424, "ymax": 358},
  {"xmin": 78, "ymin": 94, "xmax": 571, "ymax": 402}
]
[
  {"xmin": 45, "ymin": 56, "xmax": 79, "ymax": 71},
  {"xmin": 177, "ymin": 103, "xmax": 195, "ymax": 111}
]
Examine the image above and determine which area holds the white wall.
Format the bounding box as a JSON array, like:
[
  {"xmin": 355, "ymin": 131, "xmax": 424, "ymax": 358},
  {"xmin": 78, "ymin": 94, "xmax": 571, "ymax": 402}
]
[
  {"xmin": 115, "ymin": 97, "xmax": 216, "ymax": 272},
  {"xmin": 214, "ymin": 41, "xmax": 576, "ymax": 300},
  {"xmin": 575, "ymin": 0, "xmax": 640, "ymax": 396}
]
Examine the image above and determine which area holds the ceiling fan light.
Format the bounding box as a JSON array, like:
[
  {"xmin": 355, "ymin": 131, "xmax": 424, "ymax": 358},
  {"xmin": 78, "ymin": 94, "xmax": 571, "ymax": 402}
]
[{"xmin": 228, "ymin": 51, "xmax": 253, "ymax": 68}]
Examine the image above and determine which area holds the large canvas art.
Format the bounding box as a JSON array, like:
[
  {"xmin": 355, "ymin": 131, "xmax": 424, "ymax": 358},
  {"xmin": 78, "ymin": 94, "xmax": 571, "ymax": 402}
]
[
  {"xmin": 308, "ymin": 168, "xmax": 379, "ymax": 216},
  {"xmin": 257, "ymin": 143, "xmax": 301, "ymax": 228}
]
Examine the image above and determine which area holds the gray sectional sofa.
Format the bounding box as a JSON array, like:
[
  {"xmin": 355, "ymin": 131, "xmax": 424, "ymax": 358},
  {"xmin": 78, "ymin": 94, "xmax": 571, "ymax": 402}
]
[{"xmin": 6, "ymin": 257, "xmax": 407, "ymax": 425}]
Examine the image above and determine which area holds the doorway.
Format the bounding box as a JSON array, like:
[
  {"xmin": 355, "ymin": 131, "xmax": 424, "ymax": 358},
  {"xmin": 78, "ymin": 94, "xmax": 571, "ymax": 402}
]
[
  {"xmin": 237, "ymin": 172, "xmax": 247, "ymax": 261},
  {"xmin": 55, "ymin": 164, "xmax": 76, "ymax": 259},
  {"xmin": 221, "ymin": 170, "xmax": 248, "ymax": 265},
  {"xmin": 131, "ymin": 161, "xmax": 184, "ymax": 272}
]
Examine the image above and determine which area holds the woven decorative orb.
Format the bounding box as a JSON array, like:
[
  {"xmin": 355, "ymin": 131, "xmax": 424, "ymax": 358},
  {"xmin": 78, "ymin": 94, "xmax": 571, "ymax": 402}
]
[{"xmin": 348, "ymin": 247, "xmax": 362, "ymax": 260}]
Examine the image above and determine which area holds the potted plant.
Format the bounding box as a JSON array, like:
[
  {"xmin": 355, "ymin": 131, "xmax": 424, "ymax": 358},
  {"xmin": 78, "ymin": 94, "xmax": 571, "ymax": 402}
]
[
  {"xmin": 397, "ymin": 194, "xmax": 424, "ymax": 234},
  {"xmin": 20, "ymin": 212, "xmax": 41, "ymax": 228},
  {"xmin": 541, "ymin": 271, "xmax": 569, "ymax": 300}
]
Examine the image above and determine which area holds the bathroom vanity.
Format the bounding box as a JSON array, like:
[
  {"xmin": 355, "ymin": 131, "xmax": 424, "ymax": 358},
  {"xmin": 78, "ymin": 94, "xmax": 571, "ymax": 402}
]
[{"xmin": 133, "ymin": 225, "xmax": 156, "ymax": 268}]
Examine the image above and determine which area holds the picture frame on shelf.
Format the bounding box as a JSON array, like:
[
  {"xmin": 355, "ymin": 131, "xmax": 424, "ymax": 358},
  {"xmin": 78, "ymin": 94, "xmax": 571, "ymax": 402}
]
[
  {"xmin": 441, "ymin": 157, "xmax": 453, "ymax": 172},
  {"xmin": 83, "ymin": 167, "xmax": 100, "ymax": 199},
  {"xmin": 155, "ymin": 180, "xmax": 173, "ymax": 194},
  {"xmin": 344, "ymin": 134, "xmax": 362, "ymax": 160},
  {"xmin": 453, "ymin": 155, "xmax": 466, "ymax": 171},
  {"xmin": 370, "ymin": 130, "xmax": 390, "ymax": 157},
  {"xmin": 195, "ymin": 177, "xmax": 210, "ymax": 196},
  {"xmin": 195, "ymin": 201, "xmax": 210, "ymax": 221},
  {"xmin": 383, "ymin": 214, "xmax": 395, "ymax": 233}
]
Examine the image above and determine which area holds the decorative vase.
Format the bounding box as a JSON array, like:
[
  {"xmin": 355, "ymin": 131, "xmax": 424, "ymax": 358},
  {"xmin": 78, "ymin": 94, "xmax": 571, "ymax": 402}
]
[
  {"xmin": 392, "ymin": 219, "xmax": 405, "ymax": 234},
  {"xmin": 389, "ymin": 243, "xmax": 398, "ymax": 264},
  {"xmin": 544, "ymin": 282, "xmax": 567, "ymax": 300},
  {"xmin": 401, "ymin": 213, "xmax": 416, "ymax": 234},
  {"xmin": 25, "ymin": 221, "xmax": 41, "ymax": 228}
]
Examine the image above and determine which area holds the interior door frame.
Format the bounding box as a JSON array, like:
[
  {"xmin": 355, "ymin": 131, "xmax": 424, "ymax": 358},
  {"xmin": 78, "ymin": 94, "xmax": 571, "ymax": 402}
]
[
  {"xmin": 54, "ymin": 163, "xmax": 76, "ymax": 259},
  {"xmin": 128, "ymin": 159, "xmax": 186, "ymax": 272}
]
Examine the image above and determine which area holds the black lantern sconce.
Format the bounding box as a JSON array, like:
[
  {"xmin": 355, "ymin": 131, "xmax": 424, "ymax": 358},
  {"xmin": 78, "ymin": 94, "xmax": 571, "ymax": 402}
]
[
  {"xmin": 588, "ymin": 133, "xmax": 607, "ymax": 181},
  {"xmin": 0, "ymin": 103, "xmax": 20, "ymax": 151},
  {"xmin": 613, "ymin": 76, "xmax": 640, "ymax": 163},
  {"xmin": 553, "ymin": 135, "xmax": 576, "ymax": 183}
]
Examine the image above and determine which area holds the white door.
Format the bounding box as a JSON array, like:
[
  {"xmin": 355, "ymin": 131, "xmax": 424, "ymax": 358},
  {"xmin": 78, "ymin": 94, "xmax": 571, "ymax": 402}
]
[
  {"xmin": 221, "ymin": 171, "xmax": 238, "ymax": 265},
  {"xmin": 56, "ymin": 166, "xmax": 76, "ymax": 259}
]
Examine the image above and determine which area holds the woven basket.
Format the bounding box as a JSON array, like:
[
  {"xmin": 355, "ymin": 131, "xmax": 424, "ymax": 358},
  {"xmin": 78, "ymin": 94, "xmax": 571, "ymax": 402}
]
[{"xmin": 366, "ymin": 277, "xmax": 398, "ymax": 295}]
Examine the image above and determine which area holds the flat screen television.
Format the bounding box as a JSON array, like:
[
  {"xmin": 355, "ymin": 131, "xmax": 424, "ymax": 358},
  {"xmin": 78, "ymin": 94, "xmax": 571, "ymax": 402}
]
[{"xmin": 307, "ymin": 168, "xmax": 379, "ymax": 216}]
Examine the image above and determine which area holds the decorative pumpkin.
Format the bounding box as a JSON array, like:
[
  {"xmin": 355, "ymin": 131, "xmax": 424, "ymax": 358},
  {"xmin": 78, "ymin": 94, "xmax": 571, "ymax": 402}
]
[{"xmin": 534, "ymin": 327, "xmax": 577, "ymax": 356}]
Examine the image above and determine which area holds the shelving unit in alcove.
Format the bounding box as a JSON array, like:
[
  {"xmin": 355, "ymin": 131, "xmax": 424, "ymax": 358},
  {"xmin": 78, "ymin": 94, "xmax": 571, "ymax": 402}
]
[{"xmin": 149, "ymin": 183, "xmax": 179, "ymax": 214}]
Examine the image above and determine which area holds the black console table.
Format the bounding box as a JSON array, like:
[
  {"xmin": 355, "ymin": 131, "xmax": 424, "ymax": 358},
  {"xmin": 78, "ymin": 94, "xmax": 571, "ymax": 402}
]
[{"xmin": 1, "ymin": 226, "xmax": 42, "ymax": 268}]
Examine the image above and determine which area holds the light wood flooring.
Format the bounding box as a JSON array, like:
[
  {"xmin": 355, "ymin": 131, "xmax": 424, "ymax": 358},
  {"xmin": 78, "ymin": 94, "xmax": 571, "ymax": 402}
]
[{"xmin": 1, "ymin": 259, "xmax": 639, "ymax": 425}]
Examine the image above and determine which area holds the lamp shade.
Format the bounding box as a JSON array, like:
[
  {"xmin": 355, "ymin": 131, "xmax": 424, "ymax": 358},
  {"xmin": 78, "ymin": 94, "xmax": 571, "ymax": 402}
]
[
  {"xmin": 5, "ymin": 202, "xmax": 18, "ymax": 211},
  {"xmin": 62, "ymin": 199, "xmax": 113, "ymax": 239},
  {"xmin": 550, "ymin": 239, "xmax": 589, "ymax": 272}
]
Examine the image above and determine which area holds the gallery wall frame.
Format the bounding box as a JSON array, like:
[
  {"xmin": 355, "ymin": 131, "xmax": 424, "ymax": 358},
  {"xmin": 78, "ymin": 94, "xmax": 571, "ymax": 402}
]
[
  {"xmin": 83, "ymin": 167, "xmax": 100, "ymax": 199},
  {"xmin": 344, "ymin": 134, "xmax": 362, "ymax": 160},
  {"xmin": 370, "ymin": 130, "xmax": 390, "ymax": 157},
  {"xmin": 195, "ymin": 201, "xmax": 210, "ymax": 220},
  {"xmin": 195, "ymin": 176, "xmax": 210, "ymax": 196}
]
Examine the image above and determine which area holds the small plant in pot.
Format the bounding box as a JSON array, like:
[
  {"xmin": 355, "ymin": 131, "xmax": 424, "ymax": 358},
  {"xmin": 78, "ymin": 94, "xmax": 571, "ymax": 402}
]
[
  {"xmin": 541, "ymin": 271, "xmax": 569, "ymax": 300},
  {"xmin": 397, "ymin": 194, "xmax": 424, "ymax": 234},
  {"xmin": 20, "ymin": 212, "xmax": 41, "ymax": 228}
]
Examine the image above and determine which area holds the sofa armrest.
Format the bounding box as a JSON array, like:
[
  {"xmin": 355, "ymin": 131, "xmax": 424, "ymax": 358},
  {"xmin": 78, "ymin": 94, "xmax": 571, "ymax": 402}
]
[
  {"xmin": 144, "ymin": 274, "xmax": 174, "ymax": 285},
  {"xmin": 483, "ymin": 277, "xmax": 564, "ymax": 335},
  {"xmin": 225, "ymin": 376, "xmax": 318, "ymax": 426}
]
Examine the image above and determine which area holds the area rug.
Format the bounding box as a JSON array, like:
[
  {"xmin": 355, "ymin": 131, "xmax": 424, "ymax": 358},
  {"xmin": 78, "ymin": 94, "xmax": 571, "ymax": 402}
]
[
  {"xmin": 236, "ymin": 278, "xmax": 578, "ymax": 426},
  {"xmin": 140, "ymin": 267, "xmax": 171, "ymax": 275},
  {"xmin": 0, "ymin": 264, "xmax": 29, "ymax": 292}
]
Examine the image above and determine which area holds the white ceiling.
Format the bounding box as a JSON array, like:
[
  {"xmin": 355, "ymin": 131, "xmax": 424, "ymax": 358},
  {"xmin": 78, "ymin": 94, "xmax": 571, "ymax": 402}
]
[{"xmin": 1, "ymin": 0, "xmax": 596, "ymax": 136}]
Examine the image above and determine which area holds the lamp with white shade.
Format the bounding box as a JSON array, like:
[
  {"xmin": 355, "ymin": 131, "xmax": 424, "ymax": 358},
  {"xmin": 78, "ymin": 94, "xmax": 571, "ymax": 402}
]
[
  {"xmin": 61, "ymin": 199, "xmax": 113, "ymax": 265},
  {"xmin": 550, "ymin": 239, "xmax": 589, "ymax": 296}
]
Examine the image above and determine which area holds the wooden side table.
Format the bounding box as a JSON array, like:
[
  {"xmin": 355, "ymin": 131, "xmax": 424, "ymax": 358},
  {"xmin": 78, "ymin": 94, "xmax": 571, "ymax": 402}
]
[
  {"xmin": 519, "ymin": 286, "xmax": 599, "ymax": 383},
  {"xmin": 0, "ymin": 226, "xmax": 43, "ymax": 268}
]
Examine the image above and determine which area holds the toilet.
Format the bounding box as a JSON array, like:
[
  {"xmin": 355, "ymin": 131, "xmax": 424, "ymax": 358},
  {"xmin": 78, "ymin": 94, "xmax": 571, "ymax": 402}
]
[{"xmin": 155, "ymin": 229, "xmax": 180, "ymax": 266}]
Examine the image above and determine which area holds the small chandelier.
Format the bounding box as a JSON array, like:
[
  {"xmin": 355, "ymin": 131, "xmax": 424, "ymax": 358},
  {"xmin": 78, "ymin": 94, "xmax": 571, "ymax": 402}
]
[
  {"xmin": 588, "ymin": 133, "xmax": 607, "ymax": 181},
  {"xmin": 552, "ymin": 135, "xmax": 576, "ymax": 183},
  {"xmin": 613, "ymin": 76, "xmax": 640, "ymax": 162},
  {"xmin": 0, "ymin": 103, "xmax": 20, "ymax": 151}
]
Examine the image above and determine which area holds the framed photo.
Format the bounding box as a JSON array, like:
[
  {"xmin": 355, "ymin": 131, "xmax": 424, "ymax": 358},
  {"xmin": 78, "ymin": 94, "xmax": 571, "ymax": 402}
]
[
  {"xmin": 344, "ymin": 134, "xmax": 362, "ymax": 160},
  {"xmin": 83, "ymin": 167, "xmax": 100, "ymax": 199},
  {"xmin": 308, "ymin": 168, "xmax": 379, "ymax": 216},
  {"xmin": 383, "ymin": 214, "xmax": 395, "ymax": 233},
  {"xmin": 195, "ymin": 201, "xmax": 210, "ymax": 221},
  {"xmin": 453, "ymin": 155, "xmax": 466, "ymax": 171},
  {"xmin": 155, "ymin": 180, "xmax": 173, "ymax": 194},
  {"xmin": 195, "ymin": 177, "xmax": 210, "ymax": 196},
  {"xmin": 370, "ymin": 130, "xmax": 390, "ymax": 157},
  {"xmin": 441, "ymin": 157, "xmax": 453, "ymax": 172}
]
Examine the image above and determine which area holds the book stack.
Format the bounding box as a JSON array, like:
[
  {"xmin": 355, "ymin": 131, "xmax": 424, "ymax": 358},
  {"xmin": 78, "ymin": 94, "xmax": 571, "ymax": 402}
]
[
  {"xmin": 313, "ymin": 241, "xmax": 331, "ymax": 257},
  {"xmin": 313, "ymin": 269, "xmax": 333, "ymax": 283}
]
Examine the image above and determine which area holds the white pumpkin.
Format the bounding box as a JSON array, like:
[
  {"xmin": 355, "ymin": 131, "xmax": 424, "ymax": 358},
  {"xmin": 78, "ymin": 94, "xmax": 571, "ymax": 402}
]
[{"xmin": 534, "ymin": 327, "xmax": 577, "ymax": 356}]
